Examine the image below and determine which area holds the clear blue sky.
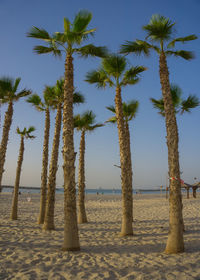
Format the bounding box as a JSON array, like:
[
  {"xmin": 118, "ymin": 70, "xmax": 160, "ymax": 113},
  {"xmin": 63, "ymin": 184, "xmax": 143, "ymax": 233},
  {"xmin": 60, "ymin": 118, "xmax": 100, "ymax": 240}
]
[{"xmin": 0, "ymin": 0, "xmax": 199, "ymax": 189}]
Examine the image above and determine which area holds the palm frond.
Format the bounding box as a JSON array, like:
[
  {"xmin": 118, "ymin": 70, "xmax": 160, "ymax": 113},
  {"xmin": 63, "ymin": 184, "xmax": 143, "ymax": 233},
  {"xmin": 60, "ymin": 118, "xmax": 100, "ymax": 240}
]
[
  {"xmin": 120, "ymin": 40, "xmax": 152, "ymax": 56},
  {"xmin": 27, "ymin": 94, "xmax": 44, "ymax": 110},
  {"xmin": 123, "ymin": 100, "xmax": 139, "ymax": 120},
  {"xmin": 73, "ymin": 10, "xmax": 93, "ymax": 33},
  {"xmin": 150, "ymin": 97, "xmax": 165, "ymax": 116},
  {"xmin": 120, "ymin": 77, "xmax": 139, "ymax": 87},
  {"xmin": 143, "ymin": 14, "xmax": 175, "ymax": 42},
  {"xmin": 76, "ymin": 44, "xmax": 108, "ymax": 58},
  {"xmin": 16, "ymin": 127, "xmax": 21, "ymax": 135},
  {"xmin": 102, "ymin": 55, "xmax": 126, "ymax": 77},
  {"xmin": 13, "ymin": 78, "xmax": 21, "ymax": 93},
  {"xmin": 53, "ymin": 79, "xmax": 64, "ymax": 103},
  {"xmin": 106, "ymin": 105, "xmax": 116, "ymax": 113},
  {"xmin": 0, "ymin": 77, "xmax": 14, "ymax": 93},
  {"xmin": 87, "ymin": 123, "xmax": 104, "ymax": 131},
  {"xmin": 85, "ymin": 69, "xmax": 113, "ymax": 88},
  {"xmin": 105, "ymin": 116, "xmax": 117, "ymax": 124},
  {"xmin": 64, "ymin": 17, "xmax": 71, "ymax": 33},
  {"xmin": 33, "ymin": 45, "xmax": 62, "ymax": 57},
  {"xmin": 181, "ymin": 95, "xmax": 199, "ymax": 114},
  {"xmin": 167, "ymin": 35, "xmax": 198, "ymax": 48},
  {"xmin": 82, "ymin": 28, "xmax": 96, "ymax": 39},
  {"xmin": 27, "ymin": 26, "xmax": 51, "ymax": 41},
  {"xmin": 43, "ymin": 86, "xmax": 57, "ymax": 107},
  {"xmin": 74, "ymin": 110, "xmax": 103, "ymax": 132},
  {"xmin": 73, "ymin": 91, "xmax": 85, "ymax": 104},
  {"xmin": 170, "ymin": 84, "xmax": 182, "ymax": 107},
  {"xmin": 166, "ymin": 50, "xmax": 195, "ymax": 60},
  {"xmin": 27, "ymin": 126, "xmax": 36, "ymax": 133},
  {"xmin": 15, "ymin": 89, "xmax": 32, "ymax": 100},
  {"xmin": 123, "ymin": 66, "xmax": 147, "ymax": 80}
]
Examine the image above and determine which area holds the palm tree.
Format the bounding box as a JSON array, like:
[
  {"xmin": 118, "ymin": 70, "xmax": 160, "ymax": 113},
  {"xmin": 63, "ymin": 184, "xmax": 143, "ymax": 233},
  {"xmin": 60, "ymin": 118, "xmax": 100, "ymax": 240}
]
[
  {"xmin": 86, "ymin": 54, "xmax": 146, "ymax": 236},
  {"xmin": 106, "ymin": 100, "xmax": 139, "ymax": 221},
  {"xmin": 74, "ymin": 111, "xmax": 103, "ymax": 224},
  {"xmin": 27, "ymin": 87, "xmax": 56, "ymax": 224},
  {"xmin": 0, "ymin": 77, "xmax": 32, "ymax": 192},
  {"xmin": 120, "ymin": 14, "xmax": 197, "ymax": 253},
  {"xmin": 43, "ymin": 80, "xmax": 63, "ymax": 230},
  {"xmin": 151, "ymin": 85, "xmax": 199, "ymax": 203},
  {"xmin": 11, "ymin": 126, "xmax": 36, "ymax": 220},
  {"xmin": 150, "ymin": 84, "xmax": 199, "ymax": 116},
  {"xmin": 27, "ymin": 10, "xmax": 107, "ymax": 251},
  {"xmin": 43, "ymin": 78, "xmax": 84, "ymax": 231}
]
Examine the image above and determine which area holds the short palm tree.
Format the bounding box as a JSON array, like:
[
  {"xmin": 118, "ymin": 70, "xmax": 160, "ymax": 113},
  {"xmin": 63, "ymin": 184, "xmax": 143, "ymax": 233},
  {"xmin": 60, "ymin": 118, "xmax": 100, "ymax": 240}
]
[
  {"xmin": 43, "ymin": 78, "xmax": 84, "ymax": 231},
  {"xmin": 11, "ymin": 126, "xmax": 36, "ymax": 220},
  {"xmin": 0, "ymin": 77, "xmax": 32, "ymax": 192},
  {"xmin": 27, "ymin": 10, "xmax": 107, "ymax": 251},
  {"xmin": 86, "ymin": 54, "xmax": 146, "ymax": 236},
  {"xmin": 120, "ymin": 14, "xmax": 197, "ymax": 253},
  {"xmin": 27, "ymin": 86, "xmax": 56, "ymax": 224},
  {"xmin": 150, "ymin": 84, "xmax": 199, "ymax": 116},
  {"xmin": 74, "ymin": 111, "xmax": 103, "ymax": 224},
  {"xmin": 106, "ymin": 100, "xmax": 139, "ymax": 221}
]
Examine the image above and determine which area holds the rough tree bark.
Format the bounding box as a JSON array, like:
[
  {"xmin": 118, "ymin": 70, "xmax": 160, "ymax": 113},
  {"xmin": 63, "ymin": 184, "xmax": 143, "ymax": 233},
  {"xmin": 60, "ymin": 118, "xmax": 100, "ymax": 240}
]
[
  {"xmin": 159, "ymin": 52, "xmax": 184, "ymax": 254},
  {"xmin": 125, "ymin": 121, "xmax": 133, "ymax": 221},
  {"xmin": 62, "ymin": 53, "xmax": 80, "ymax": 251},
  {"xmin": 11, "ymin": 136, "xmax": 24, "ymax": 220},
  {"xmin": 43, "ymin": 104, "xmax": 62, "ymax": 230},
  {"xmin": 115, "ymin": 86, "xmax": 133, "ymax": 236},
  {"xmin": 0, "ymin": 101, "xmax": 13, "ymax": 192},
  {"xmin": 38, "ymin": 108, "xmax": 50, "ymax": 224},
  {"xmin": 78, "ymin": 130, "xmax": 87, "ymax": 223}
]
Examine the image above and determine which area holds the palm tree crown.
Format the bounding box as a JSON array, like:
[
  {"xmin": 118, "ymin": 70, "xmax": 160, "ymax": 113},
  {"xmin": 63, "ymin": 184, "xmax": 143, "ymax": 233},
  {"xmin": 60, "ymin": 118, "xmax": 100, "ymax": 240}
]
[
  {"xmin": 85, "ymin": 54, "xmax": 146, "ymax": 88},
  {"xmin": 0, "ymin": 77, "xmax": 32, "ymax": 103},
  {"xmin": 106, "ymin": 100, "xmax": 139, "ymax": 123},
  {"xmin": 53, "ymin": 78, "xmax": 85, "ymax": 107},
  {"xmin": 150, "ymin": 84, "xmax": 199, "ymax": 116},
  {"xmin": 27, "ymin": 10, "xmax": 107, "ymax": 58},
  {"xmin": 16, "ymin": 126, "xmax": 36, "ymax": 139},
  {"xmin": 74, "ymin": 111, "xmax": 103, "ymax": 132},
  {"xmin": 120, "ymin": 14, "xmax": 197, "ymax": 59},
  {"xmin": 27, "ymin": 86, "xmax": 56, "ymax": 111}
]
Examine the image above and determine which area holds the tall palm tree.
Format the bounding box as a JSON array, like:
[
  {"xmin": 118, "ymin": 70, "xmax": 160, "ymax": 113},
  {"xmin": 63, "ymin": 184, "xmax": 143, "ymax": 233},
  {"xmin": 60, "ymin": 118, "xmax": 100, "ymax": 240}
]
[
  {"xmin": 43, "ymin": 80, "xmax": 63, "ymax": 231},
  {"xmin": 0, "ymin": 77, "xmax": 32, "ymax": 192},
  {"xmin": 43, "ymin": 78, "xmax": 84, "ymax": 231},
  {"xmin": 86, "ymin": 54, "xmax": 146, "ymax": 236},
  {"xmin": 74, "ymin": 111, "xmax": 103, "ymax": 224},
  {"xmin": 11, "ymin": 126, "xmax": 36, "ymax": 220},
  {"xmin": 106, "ymin": 100, "xmax": 139, "ymax": 221},
  {"xmin": 27, "ymin": 87, "xmax": 56, "ymax": 224},
  {"xmin": 27, "ymin": 10, "xmax": 107, "ymax": 251},
  {"xmin": 120, "ymin": 14, "xmax": 197, "ymax": 253},
  {"xmin": 150, "ymin": 84, "xmax": 199, "ymax": 116}
]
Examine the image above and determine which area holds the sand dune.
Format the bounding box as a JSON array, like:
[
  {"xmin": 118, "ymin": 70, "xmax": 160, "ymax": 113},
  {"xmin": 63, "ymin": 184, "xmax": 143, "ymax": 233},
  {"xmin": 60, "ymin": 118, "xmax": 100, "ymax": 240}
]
[{"xmin": 0, "ymin": 193, "xmax": 200, "ymax": 279}]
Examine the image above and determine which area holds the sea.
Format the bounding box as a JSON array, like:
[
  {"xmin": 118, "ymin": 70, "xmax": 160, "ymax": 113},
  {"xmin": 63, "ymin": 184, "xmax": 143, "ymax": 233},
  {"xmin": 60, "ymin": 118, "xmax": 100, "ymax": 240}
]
[{"xmin": 1, "ymin": 185, "xmax": 192, "ymax": 195}]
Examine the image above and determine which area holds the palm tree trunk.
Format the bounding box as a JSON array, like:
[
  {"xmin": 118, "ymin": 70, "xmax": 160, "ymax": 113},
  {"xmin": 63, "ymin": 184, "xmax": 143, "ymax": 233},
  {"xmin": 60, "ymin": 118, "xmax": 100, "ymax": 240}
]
[
  {"xmin": 115, "ymin": 86, "xmax": 133, "ymax": 236},
  {"xmin": 62, "ymin": 53, "xmax": 80, "ymax": 251},
  {"xmin": 43, "ymin": 104, "xmax": 62, "ymax": 230},
  {"xmin": 38, "ymin": 108, "xmax": 50, "ymax": 224},
  {"xmin": 125, "ymin": 121, "xmax": 133, "ymax": 221},
  {"xmin": 159, "ymin": 51, "xmax": 184, "ymax": 254},
  {"xmin": 192, "ymin": 187, "xmax": 197, "ymax": 198},
  {"xmin": 11, "ymin": 136, "xmax": 24, "ymax": 220},
  {"xmin": 0, "ymin": 101, "xmax": 13, "ymax": 192},
  {"xmin": 78, "ymin": 130, "xmax": 87, "ymax": 223},
  {"xmin": 186, "ymin": 187, "xmax": 189, "ymax": 199}
]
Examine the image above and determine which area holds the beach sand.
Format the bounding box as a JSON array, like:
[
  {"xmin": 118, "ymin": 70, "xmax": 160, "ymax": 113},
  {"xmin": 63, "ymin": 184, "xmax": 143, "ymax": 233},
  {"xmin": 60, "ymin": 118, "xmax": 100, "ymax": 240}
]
[{"xmin": 0, "ymin": 192, "xmax": 200, "ymax": 280}]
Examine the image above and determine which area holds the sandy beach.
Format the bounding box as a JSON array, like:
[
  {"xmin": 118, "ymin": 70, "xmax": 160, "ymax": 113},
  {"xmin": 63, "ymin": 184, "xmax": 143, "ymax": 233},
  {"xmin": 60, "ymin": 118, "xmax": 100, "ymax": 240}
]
[{"xmin": 0, "ymin": 192, "xmax": 200, "ymax": 280}]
